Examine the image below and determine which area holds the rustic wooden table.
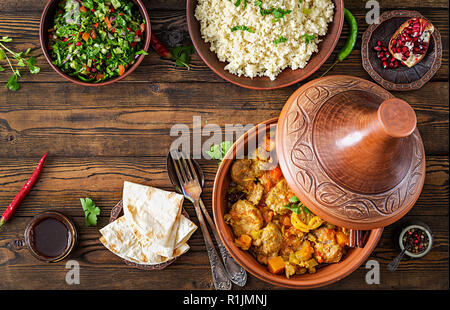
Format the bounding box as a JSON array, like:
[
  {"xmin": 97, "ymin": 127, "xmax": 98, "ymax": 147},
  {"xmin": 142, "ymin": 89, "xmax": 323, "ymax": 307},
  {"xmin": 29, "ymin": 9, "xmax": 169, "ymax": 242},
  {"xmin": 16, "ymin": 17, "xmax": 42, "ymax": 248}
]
[{"xmin": 0, "ymin": 0, "xmax": 448, "ymax": 290}]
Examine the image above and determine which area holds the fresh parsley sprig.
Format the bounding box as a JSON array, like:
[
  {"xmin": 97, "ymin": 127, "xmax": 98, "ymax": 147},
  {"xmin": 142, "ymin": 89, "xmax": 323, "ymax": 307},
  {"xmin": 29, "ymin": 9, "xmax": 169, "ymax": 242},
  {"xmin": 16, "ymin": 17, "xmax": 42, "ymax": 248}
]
[
  {"xmin": 170, "ymin": 45, "xmax": 195, "ymax": 70},
  {"xmin": 283, "ymin": 195, "xmax": 311, "ymax": 215},
  {"xmin": 206, "ymin": 141, "xmax": 233, "ymax": 166},
  {"xmin": 80, "ymin": 197, "xmax": 101, "ymax": 227},
  {"xmin": 0, "ymin": 36, "xmax": 40, "ymax": 91}
]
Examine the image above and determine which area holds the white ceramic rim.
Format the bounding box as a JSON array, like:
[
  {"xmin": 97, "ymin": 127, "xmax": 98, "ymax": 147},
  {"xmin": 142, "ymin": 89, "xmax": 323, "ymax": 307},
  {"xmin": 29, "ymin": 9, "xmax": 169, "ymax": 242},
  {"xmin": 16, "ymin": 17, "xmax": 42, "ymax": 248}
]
[{"xmin": 399, "ymin": 224, "xmax": 433, "ymax": 258}]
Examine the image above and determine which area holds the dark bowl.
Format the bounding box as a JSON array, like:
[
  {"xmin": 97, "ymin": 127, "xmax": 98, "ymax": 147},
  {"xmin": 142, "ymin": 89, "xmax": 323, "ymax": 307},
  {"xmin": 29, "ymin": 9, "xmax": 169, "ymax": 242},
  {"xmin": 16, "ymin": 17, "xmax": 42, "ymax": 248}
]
[
  {"xmin": 212, "ymin": 118, "xmax": 383, "ymax": 289},
  {"xmin": 187, "ymin": 0, "xmax": 344, "ymax": 90},
  {"xmin": 39, "ymin": 0, "xmax": 151, "ymax": 86},
  {"xmin": 361, "ymin": 10, "xmax": 442, "ymax": 91}
]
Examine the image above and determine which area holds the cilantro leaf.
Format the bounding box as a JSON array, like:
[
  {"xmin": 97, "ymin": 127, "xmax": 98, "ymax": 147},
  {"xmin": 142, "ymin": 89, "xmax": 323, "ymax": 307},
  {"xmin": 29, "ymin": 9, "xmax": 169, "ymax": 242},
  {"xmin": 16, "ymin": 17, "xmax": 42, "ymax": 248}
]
[
  {"xmin": 0, "ymin": 36, "xmax": 12, "ymax": 42},
  {"xmin": 6, "ymin": 74, "xmax": 19, "ymax": 91},
  {"xmin": 206, "ymin": 141, "xmax": 233, "ymax": 166},
  {"xmin": 301, "ymin": 34, "xmax": 315, "ymax": 44},
  {"xmin": 283, "ymin": 203, "xmax": 302, "ymax": 214},
  {"xmin": 171, "ymin": 45, "xmax": 195, "ymax": 70},
  {"xmin": 27, "ymin": 57, "xmax": 40, "ymax": 74},
  {"xmin": 80, "ymin": 197, "xmax": 101, "ymax": 227},
  {"xmin": 273, "ymin": 36, "xmax": 288, "ymax": 45},
  {"xmin": 231, "ymin": 25, "xmax": 255, "ymax": 33}
]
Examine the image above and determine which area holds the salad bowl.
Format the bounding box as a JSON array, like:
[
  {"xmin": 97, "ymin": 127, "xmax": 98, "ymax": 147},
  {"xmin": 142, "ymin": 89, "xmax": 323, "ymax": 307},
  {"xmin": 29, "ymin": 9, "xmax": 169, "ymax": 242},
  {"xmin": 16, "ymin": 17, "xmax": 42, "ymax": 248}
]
[{"xmin": 39, "ymin": 0, "xmax": 151, "ymax": 86}]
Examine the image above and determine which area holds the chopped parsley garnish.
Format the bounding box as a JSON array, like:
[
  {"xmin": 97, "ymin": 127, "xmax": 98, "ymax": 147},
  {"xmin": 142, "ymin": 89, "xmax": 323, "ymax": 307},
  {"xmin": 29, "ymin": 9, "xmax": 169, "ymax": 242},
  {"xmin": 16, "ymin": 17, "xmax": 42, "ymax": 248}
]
[
  {"xmin": 272, "ymin": 8, "xmax": 292, "ymax": 22},
  {"xmin": 206, "ymin": 141, "xmax": 233, "ymax": 166},
  {"xmin": 284, "ymin": 196, "xmax": 311, "ymax": 215},
  {"xmin": 301, "ymin": 34, "xmax": 315, "ymax": 43},
  {"xmin": 231, "ymin": 25, "xmax": 255, "ymax": 33},
  {"xmin": 254, "ymin": 0, "xmax": 290, "ymax": 20},
  {"xmin": 273, "ymin": 36, "xmax": 288, "ymax": 45}
]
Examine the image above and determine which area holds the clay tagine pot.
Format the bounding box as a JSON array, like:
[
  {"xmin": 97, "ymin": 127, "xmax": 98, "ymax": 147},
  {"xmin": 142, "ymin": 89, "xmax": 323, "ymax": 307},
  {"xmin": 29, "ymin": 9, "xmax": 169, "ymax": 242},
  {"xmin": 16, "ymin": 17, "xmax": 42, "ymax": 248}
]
[
  {"xmin": 213, "ymin": 75, "xmax": 426, "ymax": 288},
  {"xmin": 276, "ymin": 75, "xmax": 426, "ymax": 230}
]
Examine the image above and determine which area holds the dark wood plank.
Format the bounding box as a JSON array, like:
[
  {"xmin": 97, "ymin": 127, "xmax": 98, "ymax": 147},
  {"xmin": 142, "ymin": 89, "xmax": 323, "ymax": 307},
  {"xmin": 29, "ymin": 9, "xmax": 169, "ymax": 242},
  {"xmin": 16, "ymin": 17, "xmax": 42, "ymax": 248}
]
[
  {"xmin": 0, "ymin": 156, "xmax": 446, "ymax": 219},
  {"xmin": 0, "ymin": 81, "xmax": 448, "ymax": 157},
  {"xmin": 0, "ymin": 214, "xmax": 447, "ymax": 289}
]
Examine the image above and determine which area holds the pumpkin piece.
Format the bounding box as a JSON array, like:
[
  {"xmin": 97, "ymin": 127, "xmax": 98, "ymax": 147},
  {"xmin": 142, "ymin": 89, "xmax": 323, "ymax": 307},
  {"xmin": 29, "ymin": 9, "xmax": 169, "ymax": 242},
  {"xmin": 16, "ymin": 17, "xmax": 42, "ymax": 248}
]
[
  {"xmin": 235, "ymin": 234, "xmax": 252, "ymax": 250},
  {"xmin": 268, "ymin": 256, "xmax": 286, "ymax": 274}
]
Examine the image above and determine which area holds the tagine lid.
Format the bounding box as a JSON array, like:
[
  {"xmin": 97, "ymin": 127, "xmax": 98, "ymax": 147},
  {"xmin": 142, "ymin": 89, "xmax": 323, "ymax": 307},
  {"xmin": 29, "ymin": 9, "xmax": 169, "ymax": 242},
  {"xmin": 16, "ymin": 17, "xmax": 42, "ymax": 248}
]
[{"xmin": 276, "ymin": 75, "xmax": 426, "ymax": 230}]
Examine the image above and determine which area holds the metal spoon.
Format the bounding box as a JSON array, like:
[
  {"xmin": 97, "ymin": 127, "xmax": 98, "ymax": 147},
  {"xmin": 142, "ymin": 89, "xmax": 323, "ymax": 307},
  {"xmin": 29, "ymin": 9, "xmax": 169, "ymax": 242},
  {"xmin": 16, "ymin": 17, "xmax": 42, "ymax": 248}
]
[
  {"xmin": 166, "ymin": 152, "xmax": 247, "ymax": 287},
  {"xmin": 387, "ymin": 244, "xmax": 411, "ymax": 272}
]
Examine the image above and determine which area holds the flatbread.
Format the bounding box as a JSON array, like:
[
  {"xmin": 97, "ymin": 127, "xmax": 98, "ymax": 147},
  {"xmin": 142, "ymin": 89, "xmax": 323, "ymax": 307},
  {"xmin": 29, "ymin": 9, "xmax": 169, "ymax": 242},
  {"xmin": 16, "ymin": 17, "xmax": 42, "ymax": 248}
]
[
  {"xmin": 175, "ymin": 214, "xmax": 198, "ymax": 248},
  {"xmin": 99, "ymin": 216, "xmax": 167, "ymax": 265},
  {"xmin": 122, "ymin": 181, "xmax": 184, "ymax": 258},
  {"xmin": 99, "ymin": 216, "xmax": 191, "ymax": 265}
]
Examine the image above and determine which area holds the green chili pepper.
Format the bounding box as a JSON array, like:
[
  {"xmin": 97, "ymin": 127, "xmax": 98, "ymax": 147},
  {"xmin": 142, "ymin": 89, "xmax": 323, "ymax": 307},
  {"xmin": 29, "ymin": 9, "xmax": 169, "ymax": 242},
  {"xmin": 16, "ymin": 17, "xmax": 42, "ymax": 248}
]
[{"xmin": 320, "ymin": 8, "xmax": 358, "ymax": 77}]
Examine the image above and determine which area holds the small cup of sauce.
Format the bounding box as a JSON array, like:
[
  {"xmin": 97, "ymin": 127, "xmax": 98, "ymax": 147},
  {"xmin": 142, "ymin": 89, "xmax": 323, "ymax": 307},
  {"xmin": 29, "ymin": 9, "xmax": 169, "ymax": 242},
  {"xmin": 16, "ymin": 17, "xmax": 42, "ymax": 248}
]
[{"xmin": 24, "ymin": 211, "xmax": 78, "ymax": 262}]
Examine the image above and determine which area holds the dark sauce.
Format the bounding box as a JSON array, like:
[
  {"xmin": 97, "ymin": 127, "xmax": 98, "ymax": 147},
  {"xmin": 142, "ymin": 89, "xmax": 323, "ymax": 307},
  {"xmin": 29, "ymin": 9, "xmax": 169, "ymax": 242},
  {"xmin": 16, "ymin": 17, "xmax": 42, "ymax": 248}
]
[{"xmin": 31, "ymin": 217, "xmax": 70, "ymax": 258}]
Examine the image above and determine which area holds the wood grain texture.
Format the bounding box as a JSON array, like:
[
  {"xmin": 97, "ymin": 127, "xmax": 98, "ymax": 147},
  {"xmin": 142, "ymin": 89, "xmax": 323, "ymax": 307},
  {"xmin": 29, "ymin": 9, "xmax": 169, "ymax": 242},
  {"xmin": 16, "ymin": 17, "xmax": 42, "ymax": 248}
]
[{"xmin": 0, "ymin": 0, "xmax": 448, "ymax": 290}]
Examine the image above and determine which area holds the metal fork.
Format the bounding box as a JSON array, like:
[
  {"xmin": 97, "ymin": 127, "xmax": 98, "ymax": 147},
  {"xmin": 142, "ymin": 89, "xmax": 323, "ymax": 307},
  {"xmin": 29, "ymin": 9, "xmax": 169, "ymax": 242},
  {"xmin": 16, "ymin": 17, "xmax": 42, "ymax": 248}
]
[{"xmin": 170, "ymin": 150, "xmax": 232, "ymax": 290}]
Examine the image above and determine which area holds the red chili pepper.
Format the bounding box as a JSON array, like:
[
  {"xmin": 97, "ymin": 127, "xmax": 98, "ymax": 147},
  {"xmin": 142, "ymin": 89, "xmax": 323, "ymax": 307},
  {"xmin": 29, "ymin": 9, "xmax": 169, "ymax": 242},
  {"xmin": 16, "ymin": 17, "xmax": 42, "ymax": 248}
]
[
  {"xmin": 0, "ymin": 152, "xmax": 48, "ymax": 228},
  {"xmin": 150, "ymin": 32, "xmax": 172, "ymax": 59}
]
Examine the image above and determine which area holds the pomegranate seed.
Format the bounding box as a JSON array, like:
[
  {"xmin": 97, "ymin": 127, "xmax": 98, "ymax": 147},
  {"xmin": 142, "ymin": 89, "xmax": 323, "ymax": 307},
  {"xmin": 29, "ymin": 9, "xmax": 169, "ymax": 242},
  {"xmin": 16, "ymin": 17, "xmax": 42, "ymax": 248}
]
[
  {"xmin": 111, "ymin": 28, "xmax": 115, "ymax": 33},
  {"xmin": 111, "ymin": 7, "xmax": 115, "ymax": 13},
  {"xmin": 373, "ymin": 46, "xmax": 382, "ymax": 51},
  {"xmin": 68, "ymin": 42, "xmax": 72, "ymax": 46},
  {"xmin": 381, "ymin": 56, "xmax": 388, "ymax": 61},
  {"xmin": 125, "ymin": 64, "xmax": 129, "ymax": 68},
  {"xmin": 389, "ymin": 62, "xmax": 394, "ymax": 68},
  {"xmin": 91, "ymin": 68, "xmax": 97, "ymax": 73},
  {"xmin": 76, "ymin": 41, "xmax": 81, "ymax": 46},
  {"xmin": 63, "ymin": 37, "xmax": 68, "ymax": 42},
  {"xmin": 402, "ymin": 55, "xmax": 408, "ymax": 61},
  {"xmin": 382, "ymin": 46, "xmax": 388, "ymax": 52},
  {"xmin": 394, "ymin": 60, "xmax": 399, "ymax": 68},
  {"xmin": 127, "ymin": 27, "xmax": 132, "ymax": 32},
  {"xmin": 91, "ymin": 8, "xmax": 95, "ymax": 12},
  {"xmin": 392, "ymin": 39, "xmax": 397, "ymax": 46},
  {"xmin": 131, "ymin": 41, "xmax": 137, "ymax": 47},
  {"xmin": 136, "ymin": 29, "xmax": 142, "ymax": 36},
  {"xmin": 377, "ymin": 40, "xmax": 382, "ymax": 46}
]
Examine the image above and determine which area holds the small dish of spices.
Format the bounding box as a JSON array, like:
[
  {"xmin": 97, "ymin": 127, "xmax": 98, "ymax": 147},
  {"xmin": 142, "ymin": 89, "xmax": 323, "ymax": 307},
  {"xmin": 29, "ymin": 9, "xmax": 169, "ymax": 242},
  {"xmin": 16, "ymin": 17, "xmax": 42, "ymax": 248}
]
[
  {"xmin": 24, "ymin": 211, "xmax": 78, "ymax": 263},
  {"xmin": 398, "ymin": 222, "xmax": 433, "ymax": 258}
]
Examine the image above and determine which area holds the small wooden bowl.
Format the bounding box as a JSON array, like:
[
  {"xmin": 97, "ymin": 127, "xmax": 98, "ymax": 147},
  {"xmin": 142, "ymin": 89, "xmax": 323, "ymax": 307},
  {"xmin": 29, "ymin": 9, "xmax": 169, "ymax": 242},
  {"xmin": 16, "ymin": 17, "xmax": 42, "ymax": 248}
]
[
  {"xmin": 39, "ymin": 0, "xmax": 151, "ymax": 86},
  {"xmin": 186, "ymin": 0, "xmax": 344, "ymax": 90},
  {"xmin": 362, "ymin": 10, "xmax": 442, "ymax": 91},
  {"xmin": 109, "ymin": 200, "xmax": 189, "ymax": 270}
]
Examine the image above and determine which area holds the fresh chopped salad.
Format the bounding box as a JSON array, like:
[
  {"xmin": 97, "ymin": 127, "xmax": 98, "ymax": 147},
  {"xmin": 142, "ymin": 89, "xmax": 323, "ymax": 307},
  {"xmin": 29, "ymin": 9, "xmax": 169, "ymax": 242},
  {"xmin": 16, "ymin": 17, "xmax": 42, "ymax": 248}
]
[{"xmin": 48, "ymin": 0, "xmax": 148, "ymax": 83}]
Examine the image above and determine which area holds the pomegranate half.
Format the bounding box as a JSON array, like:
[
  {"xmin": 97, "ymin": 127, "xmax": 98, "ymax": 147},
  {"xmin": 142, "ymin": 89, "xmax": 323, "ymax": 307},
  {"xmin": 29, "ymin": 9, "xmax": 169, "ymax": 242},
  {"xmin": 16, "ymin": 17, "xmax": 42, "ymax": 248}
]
[{"xmin": 388, "ymin": 17, "xmax": 434, "ymax": 68}]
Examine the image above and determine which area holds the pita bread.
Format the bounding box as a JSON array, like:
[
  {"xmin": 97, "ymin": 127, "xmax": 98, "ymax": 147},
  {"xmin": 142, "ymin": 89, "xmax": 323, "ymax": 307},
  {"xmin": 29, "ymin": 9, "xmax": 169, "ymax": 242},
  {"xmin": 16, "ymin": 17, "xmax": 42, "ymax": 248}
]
[
  {"xmin": 99, "ymin": 216, "xmax": 192, "ymax": 265},
  {"xmin": 122, "ymin": 181, "xmax": 184, "ymax": 258},
  {"xmin": 175, "ymin": 214, "xmax": 198, "ymax": 248}
]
